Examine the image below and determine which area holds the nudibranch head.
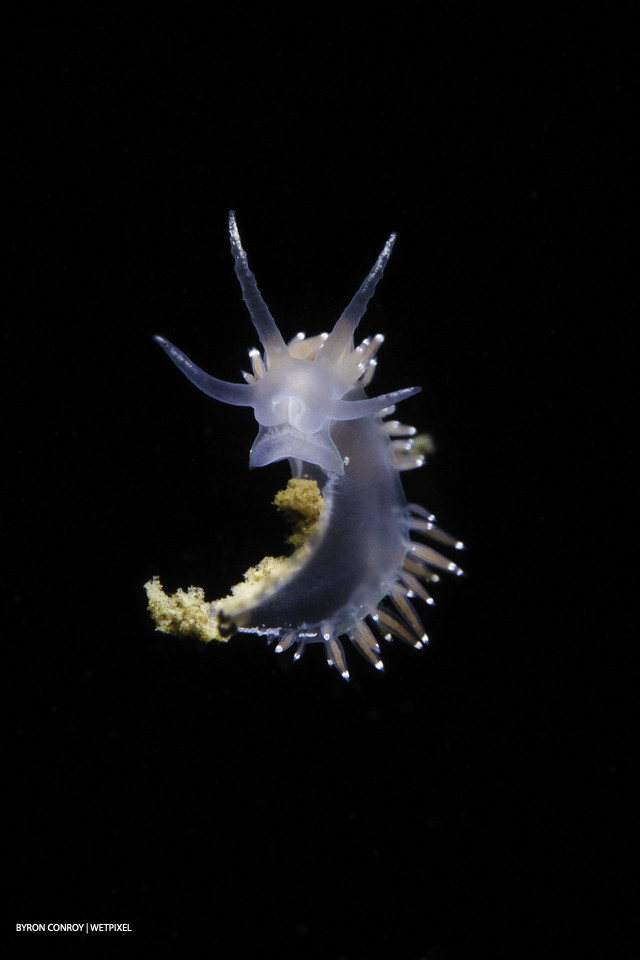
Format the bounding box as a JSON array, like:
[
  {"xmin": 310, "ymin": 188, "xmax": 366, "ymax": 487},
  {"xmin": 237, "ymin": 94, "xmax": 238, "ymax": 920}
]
[{"xmin": 154, "ymin": 212, "xmax": 420, "ymax": 476}]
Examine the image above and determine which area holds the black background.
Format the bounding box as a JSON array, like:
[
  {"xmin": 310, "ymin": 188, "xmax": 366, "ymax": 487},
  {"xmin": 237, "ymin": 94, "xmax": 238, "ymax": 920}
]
[{"xmin": 7, "ymin": 6, "xmax": 637, "ymax": 958}]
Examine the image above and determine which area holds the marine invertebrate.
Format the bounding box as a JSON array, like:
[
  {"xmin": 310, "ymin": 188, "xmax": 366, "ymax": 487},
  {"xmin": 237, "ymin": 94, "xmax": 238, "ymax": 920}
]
[{"xmin": 147, "ymin": 213, "xmax": 463, "ymax": 678}]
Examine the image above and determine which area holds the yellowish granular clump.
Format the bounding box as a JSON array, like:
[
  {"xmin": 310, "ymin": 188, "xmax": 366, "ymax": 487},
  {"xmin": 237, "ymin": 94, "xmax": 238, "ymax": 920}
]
[
  {"xmin": 272, "ymin": 477, "xmax": 324, "ymax": 547},
  {"xmin": 144, "ymin": 577, "xmax": 222, "ymax": 643},
  {"xmin": 145, "ymin": 478, "xmax": 324, "ymax": 644}
]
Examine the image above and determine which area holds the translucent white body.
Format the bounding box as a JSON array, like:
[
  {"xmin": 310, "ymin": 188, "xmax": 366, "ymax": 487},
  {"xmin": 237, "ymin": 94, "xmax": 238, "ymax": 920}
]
[{"xmin": 155, "ymin": 213, "xmax": 463, "ymax": 678}]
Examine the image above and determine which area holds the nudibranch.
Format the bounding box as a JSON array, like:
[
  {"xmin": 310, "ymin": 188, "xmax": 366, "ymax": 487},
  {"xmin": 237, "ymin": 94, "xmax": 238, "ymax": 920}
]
[{"xmin": 147, "ymin": 212, "xmax": 463, "ymax": 679}]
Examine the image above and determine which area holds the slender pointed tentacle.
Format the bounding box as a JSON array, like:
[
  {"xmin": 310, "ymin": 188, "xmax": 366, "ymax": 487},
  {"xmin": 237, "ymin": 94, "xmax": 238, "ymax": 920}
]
[
  {"xmin": 318, "ymin": 233, "xmax": 396, "ymax": 364},
  {"xmin": 153, "ymin": 336, "xmax": 253, "ymax": 406},
  {"xmin": 332, "ymin": 386, "xmax": 421, "ymax": 421},
  {"xmin": 228, "ymin": 212, "xmax": 289, "ymax": 362}
]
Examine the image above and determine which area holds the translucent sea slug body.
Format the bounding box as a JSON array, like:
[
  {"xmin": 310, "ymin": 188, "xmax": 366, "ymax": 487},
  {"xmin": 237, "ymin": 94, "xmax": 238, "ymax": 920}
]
[{"xmin": 153, "ymin": 213, "xmax": 463, "ymax": 679}]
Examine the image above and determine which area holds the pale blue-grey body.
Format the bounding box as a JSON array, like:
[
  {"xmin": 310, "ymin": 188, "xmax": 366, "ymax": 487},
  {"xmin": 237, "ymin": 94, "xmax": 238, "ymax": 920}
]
[
  {"xmin": 235, "ymin": 392, "xmax": 409, "ymax": 635},
  {"xmin": 154, "ymin": 213, "xmax": 463, "ymax": 678}
]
